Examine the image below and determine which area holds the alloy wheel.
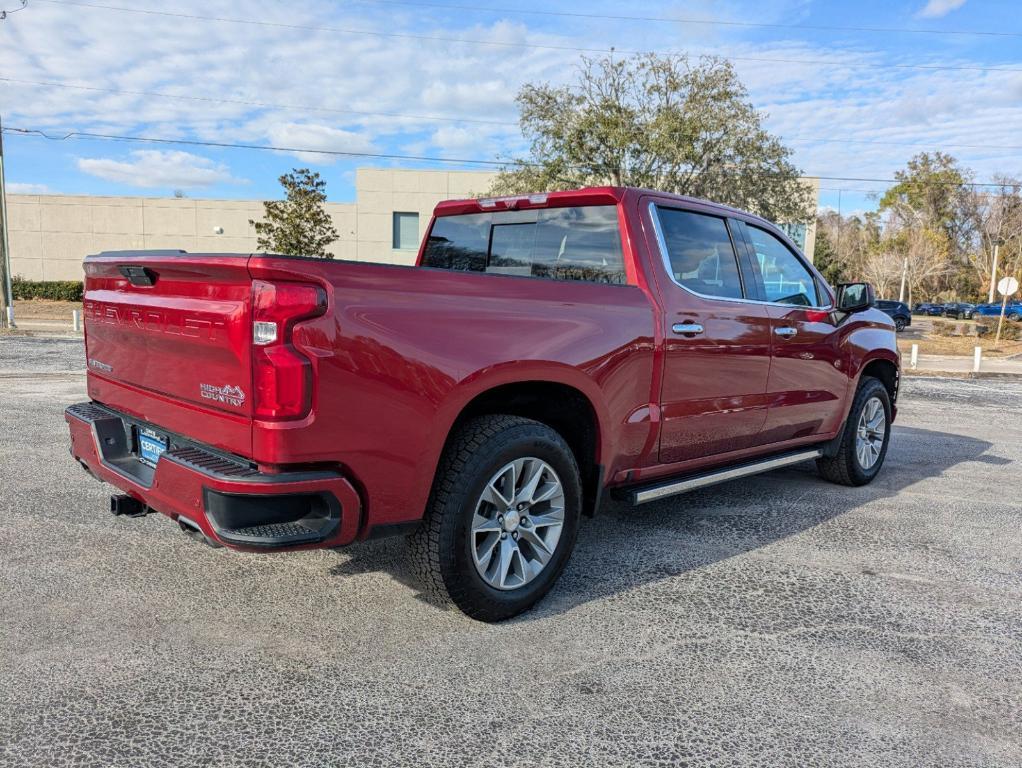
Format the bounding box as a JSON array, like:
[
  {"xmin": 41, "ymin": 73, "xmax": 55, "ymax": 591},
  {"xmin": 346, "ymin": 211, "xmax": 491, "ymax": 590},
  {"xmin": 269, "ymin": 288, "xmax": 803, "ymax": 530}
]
[
  {"xmin": 470, "ymin": 457, "xmax": 565, "ymax": 591},
  {"xmin": 855, "ymin": 396, "xmax": 886, "ymax": 470}
]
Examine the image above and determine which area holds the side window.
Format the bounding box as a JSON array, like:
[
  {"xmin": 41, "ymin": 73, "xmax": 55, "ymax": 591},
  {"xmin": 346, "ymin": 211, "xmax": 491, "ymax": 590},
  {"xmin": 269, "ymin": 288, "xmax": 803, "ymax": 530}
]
[
  {"xmin": 746, "ymin": 226, "xmax": 821, "ymax": 307},
  {"xmin": 421, "ymin": 206, "xmax": 626, "ymax": 284},
  {"xmin": 655, "ymin": 206, "xmax": 744, "ymax": 300}
]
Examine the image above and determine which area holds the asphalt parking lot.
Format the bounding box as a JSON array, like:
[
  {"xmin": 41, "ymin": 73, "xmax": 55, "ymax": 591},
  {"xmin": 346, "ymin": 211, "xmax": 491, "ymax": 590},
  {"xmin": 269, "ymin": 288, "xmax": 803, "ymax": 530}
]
[{"xmin": 2, "ymin": 336, "xmax": 1020, "ymax": 768}]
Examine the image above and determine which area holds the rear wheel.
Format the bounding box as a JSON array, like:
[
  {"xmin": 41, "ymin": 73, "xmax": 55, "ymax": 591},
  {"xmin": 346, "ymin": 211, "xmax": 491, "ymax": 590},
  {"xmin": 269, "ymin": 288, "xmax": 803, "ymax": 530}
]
[
  {"xmin": 817, "ymin": 376, "xmax": 891, "ymax": 486},
  {"xmin": 407, "ymin": 415, "xmax": 581, "ymax": 621},
  {"xmin": 1008, "ymin": 311, "xmax": 1021, "ymax": 322}
]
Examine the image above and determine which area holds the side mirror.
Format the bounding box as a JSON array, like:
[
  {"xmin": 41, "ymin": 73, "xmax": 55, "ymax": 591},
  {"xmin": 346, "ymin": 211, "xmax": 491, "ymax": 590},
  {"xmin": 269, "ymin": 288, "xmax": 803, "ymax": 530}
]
[{"xmin": 836, "ymin": 282, "xmax": 875, "ymax": 313}]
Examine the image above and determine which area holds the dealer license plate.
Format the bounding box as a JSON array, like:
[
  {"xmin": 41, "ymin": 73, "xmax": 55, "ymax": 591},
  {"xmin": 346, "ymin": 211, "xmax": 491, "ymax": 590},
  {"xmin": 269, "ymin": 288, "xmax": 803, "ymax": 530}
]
[{"xmin": 137, "ymin": 427, "xmax": 168, "ymax": 468}]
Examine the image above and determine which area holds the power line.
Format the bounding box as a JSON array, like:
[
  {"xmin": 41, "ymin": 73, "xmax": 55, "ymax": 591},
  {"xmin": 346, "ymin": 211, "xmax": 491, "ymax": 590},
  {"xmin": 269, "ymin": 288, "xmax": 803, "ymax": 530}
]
[
  {"xmin": 31, "ymin": 0, "xmax": 1022, "ymax": 75},
  {"xmin": 0, "ymin": 0, "xmax": 27, "ymax": 21},
  {"xmin": 2, "ymin": 125, "xmax": 521, "ymax": 167},
  {"xmin": 6, "ymin": 77, "xmax": 1022, "ymax": 154},
  {"xmin": 0, "ymin": 77, "xmax": 512, "ymax": 127},
  {"xmin": 350, "ymin": 0, "xmax": 1022, "ymax": 39},
  {"xmin": 3, "ymin": 124, "xmax": 1018, "ymax": 188}
]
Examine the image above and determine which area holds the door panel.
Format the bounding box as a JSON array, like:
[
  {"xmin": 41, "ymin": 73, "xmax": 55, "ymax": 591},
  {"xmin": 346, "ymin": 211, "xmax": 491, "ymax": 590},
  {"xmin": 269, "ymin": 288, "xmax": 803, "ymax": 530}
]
[
  {"xmin": 659, "ymin": 302, "xmax": 773, "ymax": 462},
  {"xmin": 645, "ymin": 201, "xmax": 772, "ymax": 464},
  {"xmin": 736, "ymin": 222, "xmax": 849, "ymax": 442},
  {"xmin": 761, "ymin": 305, "xmax": 849, "ymax": 442}
]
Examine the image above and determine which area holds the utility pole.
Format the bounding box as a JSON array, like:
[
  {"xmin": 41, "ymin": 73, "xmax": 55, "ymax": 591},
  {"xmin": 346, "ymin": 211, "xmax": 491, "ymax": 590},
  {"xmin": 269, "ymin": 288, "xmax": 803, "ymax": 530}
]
[
  {"xmin": 0, "ymin": 113, "xmax": 15, "ymax": 329},
  {"xmin": 898, "ymin": 257, "xmax": 908, "ymax": 303},
  {"xmin": 988, "ymin": 238, "xmax": 1003, "ymax": 305}
]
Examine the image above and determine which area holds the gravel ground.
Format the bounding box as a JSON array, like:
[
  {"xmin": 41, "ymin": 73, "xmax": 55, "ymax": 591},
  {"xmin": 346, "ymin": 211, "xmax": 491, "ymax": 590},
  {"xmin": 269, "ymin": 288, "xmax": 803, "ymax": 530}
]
[{"xmin": 1, "ymin": 336, "xmax": 1020, "ymax": 768}]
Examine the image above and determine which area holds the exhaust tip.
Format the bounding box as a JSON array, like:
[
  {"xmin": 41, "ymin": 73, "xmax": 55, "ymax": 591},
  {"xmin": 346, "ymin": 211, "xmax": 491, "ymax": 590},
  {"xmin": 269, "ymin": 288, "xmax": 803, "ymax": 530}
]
[{"xmin": 177, "ymin": 517, "xmax": 224, "ymax": 549}]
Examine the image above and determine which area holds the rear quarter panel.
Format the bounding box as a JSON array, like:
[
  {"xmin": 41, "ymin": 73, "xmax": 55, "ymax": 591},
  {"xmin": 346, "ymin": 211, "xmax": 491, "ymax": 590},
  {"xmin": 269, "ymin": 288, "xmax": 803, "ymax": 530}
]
[{"xmin": 248, "ymin": 257, "xmax": 658, "ymax": 530}]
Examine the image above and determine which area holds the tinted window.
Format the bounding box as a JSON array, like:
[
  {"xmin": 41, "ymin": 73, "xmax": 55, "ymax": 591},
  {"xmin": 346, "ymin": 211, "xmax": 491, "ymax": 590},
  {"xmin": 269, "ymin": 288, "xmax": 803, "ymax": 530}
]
[
  {"xmin": 746, "ymin": 225, "xmax": 821, "ymax": 306},
  {"xmin": 422, "ymin": 206, "xmax": 625, "ymax": 284},
  {"xmin": 655, "ymin": 207, "xmax": 744, "ymax": 300},
  {"xmin": 422, "ymin": 213, "xmax": 490, "ymax": 271}
]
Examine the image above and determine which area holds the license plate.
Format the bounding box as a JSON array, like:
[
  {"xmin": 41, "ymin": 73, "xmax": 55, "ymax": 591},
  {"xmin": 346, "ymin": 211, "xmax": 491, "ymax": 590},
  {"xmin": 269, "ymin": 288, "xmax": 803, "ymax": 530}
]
[{"xmin": 137, "ymin": 428, "xmax": 168, "ymax": 468}]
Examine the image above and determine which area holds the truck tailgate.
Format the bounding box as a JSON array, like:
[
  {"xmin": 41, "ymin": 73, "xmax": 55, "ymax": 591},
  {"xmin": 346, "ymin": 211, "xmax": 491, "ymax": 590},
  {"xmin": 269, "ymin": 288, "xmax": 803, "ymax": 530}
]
[{"xmin": 83, "ymin": 253, "xmax": 255, "ymax": 455}]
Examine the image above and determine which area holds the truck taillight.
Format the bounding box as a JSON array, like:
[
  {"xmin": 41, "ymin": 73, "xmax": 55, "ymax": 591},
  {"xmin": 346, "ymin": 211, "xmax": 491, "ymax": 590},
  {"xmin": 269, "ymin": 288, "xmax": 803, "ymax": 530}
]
[{"xmin": 251, "ymin": 280, "xmax": 327, "ymax": 420}]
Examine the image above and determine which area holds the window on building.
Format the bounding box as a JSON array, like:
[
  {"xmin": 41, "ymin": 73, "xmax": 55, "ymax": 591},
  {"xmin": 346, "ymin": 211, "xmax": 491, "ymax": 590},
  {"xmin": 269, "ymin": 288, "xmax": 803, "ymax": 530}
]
[
  {"xmin": 421, "ymin": 206, "xmax": 626, "ymax": 284},
  {"xmin": 654, "ymin": 207, "xmax": 744, "ymax": 300},
  {"xmin": 745, "ymin": 225, "xmax": 820, "ymax": 307},
  {"xmin": 392, "ymin": 212, "xmax": 420, "ymax": 250}
]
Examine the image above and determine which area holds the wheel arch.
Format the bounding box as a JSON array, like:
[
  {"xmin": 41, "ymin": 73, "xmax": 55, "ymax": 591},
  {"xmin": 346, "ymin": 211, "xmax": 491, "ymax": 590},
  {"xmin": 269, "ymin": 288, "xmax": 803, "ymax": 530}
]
[
  {"xmin": 427, "ymin": 365, "xmax": 611, "ymax": 517},
  {"xmin": 859, "ymin": 355, "xmax": 900, "ymax": 406}
]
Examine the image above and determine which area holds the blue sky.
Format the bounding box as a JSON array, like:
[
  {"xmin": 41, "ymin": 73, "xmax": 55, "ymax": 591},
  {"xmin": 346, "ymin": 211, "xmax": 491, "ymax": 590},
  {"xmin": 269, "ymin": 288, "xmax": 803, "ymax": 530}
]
[{"xmin": 1, "ymin": 0, "xmax": 1020, "ymax": 218}]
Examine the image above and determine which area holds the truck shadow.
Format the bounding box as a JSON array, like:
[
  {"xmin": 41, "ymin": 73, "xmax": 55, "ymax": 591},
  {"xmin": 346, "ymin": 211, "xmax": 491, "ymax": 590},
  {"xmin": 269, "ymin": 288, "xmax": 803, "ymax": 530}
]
[{"xmin": 328, "ymin": 425, "xmax": 1004, "ymax": 619}]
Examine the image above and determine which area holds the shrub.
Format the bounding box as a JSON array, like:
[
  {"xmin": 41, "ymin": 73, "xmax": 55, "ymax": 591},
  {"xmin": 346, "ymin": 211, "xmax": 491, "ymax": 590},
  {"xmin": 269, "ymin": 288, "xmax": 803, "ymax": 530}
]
[
  {"xmin": 976, "ymin": 322, "xmax": 1021, "ymax": 341},
  {"xmin": 998, "ymin": 323, "xmax": 1021, "ymax": 341},
  {"xmin": 930, "ymin": 319, "xmax": 956, "ymax": 337},
  {"xmin": 11, "ymin": 276, "xmax": 84, "ymax": 302}
]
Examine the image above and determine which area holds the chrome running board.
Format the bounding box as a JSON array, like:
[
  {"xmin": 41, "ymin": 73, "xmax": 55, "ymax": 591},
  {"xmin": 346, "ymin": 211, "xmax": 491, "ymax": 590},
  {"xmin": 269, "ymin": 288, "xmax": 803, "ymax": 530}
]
[{"xmin": 625, "ymin": 448, "xmax": 824, "ymax": 505}]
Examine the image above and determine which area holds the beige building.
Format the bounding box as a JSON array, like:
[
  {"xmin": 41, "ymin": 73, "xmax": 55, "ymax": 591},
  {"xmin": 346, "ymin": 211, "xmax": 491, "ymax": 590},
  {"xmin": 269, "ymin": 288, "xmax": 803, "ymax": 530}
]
[{"xmin": 6, "ymin": 168, "xmax": 817, "ymax": 281}]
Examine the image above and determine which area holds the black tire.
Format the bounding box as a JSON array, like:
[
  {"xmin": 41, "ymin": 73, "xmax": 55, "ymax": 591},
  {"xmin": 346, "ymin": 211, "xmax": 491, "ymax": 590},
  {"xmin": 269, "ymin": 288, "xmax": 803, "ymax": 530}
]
[
  {"xmin": 1008, "ymin": 312, "xmax": 1020, "ymax": 322},
  {"xmin": 894, "ymin": 317, "xmax": 907, "ymax": 332},
  {"xmin": 816, "ymin": 376, "xmax": 892, "ymax": 486},
  {"xmin": 407, "ymin": 415, "xmax": 582, "ymax": 622}
]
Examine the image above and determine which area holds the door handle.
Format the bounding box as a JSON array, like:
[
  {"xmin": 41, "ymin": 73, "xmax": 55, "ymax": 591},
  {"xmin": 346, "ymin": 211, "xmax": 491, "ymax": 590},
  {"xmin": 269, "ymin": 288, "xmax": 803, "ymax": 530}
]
[
  {"xmin": 774, "ymin": 327, "xmax": 798, "ymax": 338},
  {"xmin": 672, "ymin": 323, "xmax": 704, "ymax": 336}
]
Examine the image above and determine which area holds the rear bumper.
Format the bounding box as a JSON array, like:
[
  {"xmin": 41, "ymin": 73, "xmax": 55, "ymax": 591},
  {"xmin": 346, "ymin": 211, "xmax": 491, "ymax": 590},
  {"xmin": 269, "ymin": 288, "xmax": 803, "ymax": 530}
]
[{"xmin": 66, "ymin": 401, "xmax": 362, "ymax": 550}]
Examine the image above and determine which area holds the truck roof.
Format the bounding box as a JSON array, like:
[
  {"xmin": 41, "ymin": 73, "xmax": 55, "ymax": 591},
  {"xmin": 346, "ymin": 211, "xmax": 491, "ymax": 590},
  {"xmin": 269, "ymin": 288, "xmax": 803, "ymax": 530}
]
[{"xmin": 434, "ymin": 186, "xmax": 767, "ymax": 225}]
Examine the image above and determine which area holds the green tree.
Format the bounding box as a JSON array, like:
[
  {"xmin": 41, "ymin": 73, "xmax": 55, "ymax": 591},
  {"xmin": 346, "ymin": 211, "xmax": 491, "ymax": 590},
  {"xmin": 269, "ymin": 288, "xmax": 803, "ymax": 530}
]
[
  {"xmin": 250, "ymin": 168, "xmax": 339, "ymax": 257},
  {"xmin": 878, "ymin": 152, "xmax": 976, "ymax": 298},
  {"xmin": 879, "ymin": 152, "xmax": 974, "ymax": 261},
  {"xmin": 490, "ymin": 53, "xmax": 813, "ymax": 223},
  {"xmin": 811, "ymin": 225, "xmax": 847, "ymax": 286}
]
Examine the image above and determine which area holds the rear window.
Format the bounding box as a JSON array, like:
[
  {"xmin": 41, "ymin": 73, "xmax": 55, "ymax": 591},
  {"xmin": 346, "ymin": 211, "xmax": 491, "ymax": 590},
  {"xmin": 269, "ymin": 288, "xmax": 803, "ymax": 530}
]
[{"xmin": 422, "ymin": 206, "xmax": 626, "ymax": 285}]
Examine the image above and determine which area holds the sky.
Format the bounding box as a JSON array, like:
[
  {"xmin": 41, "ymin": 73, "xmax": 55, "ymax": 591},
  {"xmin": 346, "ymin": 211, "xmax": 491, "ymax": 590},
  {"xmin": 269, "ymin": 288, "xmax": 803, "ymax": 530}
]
[{"xmin": 1, "ymin": 0, "xmax": 1020, "ymax": 218}]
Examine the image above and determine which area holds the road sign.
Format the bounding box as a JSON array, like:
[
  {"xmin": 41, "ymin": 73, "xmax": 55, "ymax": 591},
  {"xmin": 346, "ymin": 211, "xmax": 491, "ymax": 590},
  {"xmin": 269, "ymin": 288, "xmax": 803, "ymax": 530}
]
[{"xmin": 997, "ymin": 276, "xmax": 1019, "ymax": 297}]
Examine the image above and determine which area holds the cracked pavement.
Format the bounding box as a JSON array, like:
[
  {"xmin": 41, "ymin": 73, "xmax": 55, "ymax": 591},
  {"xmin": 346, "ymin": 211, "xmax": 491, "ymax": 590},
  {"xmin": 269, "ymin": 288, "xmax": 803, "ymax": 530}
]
[{"xmin": 1, "ymin": 337, "xmax": 1020, "ymax": 767}]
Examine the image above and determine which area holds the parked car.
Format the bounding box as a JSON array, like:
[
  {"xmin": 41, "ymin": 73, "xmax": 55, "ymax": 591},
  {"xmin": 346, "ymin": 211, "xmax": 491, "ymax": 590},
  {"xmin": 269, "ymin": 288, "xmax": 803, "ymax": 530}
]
[
  {"xmin": 913, "ymin": 302, "xmax": 943, "ymax": 316},
  {"xmin": 942, "ymin": 302, "xmax": 976, "ymax": 319},
  {"xmin": 66, "ymin": 187, "xmax": 900, "ymax": 621},
  {"xmin": 973, "ymin": 302, "xmax": 1022, "ymax": 321},
  {"xmin": 875, "ymin": 300, "xmax": 912, "ymax": 331}
]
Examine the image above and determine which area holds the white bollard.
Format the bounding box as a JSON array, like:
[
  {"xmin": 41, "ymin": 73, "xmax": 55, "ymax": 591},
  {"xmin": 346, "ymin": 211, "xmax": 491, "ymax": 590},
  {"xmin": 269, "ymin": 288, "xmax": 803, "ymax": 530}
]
[
  {"xmin": 72, "ymin": 309, "xmax": 81, "ymax": 333},
  {"xmin": 5, "ymin": 305, "xmax": 14, "ymax": 328},
  {"xmin": 973, "ymin": 346, "xmax": 982, "ymax": 373},
  {"xmin": 910, "ymin": 343, "xmax": 918, "ymax": 369}
]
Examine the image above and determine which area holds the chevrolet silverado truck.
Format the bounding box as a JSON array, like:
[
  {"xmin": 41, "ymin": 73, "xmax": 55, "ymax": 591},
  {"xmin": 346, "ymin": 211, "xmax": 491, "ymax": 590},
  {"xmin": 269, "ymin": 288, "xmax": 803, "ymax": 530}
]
[{"xmin": 66, "ymin": 187, "xmax": 899, "ymax": 621}]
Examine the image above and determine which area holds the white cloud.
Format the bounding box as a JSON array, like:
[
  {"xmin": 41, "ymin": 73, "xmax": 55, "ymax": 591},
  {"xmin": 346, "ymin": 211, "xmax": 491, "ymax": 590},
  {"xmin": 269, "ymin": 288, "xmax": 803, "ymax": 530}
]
[
  {"xmin": 917, "ymin": 0, "xmax": 968, "ymax": 18},
  {"xmin": 7, "ymin": 182, "xmax": 51, "ymax": 194},
  {"xmin": 265, "ymin": 122, "xmax": 377, "ymax": 164},
  {"xmin": 76, "ymin": 150, "xmax": 242, "ymax": 188},
  {"xmin": 1, "ymin": 0, "xmax": 1018, "ymax": 207}
]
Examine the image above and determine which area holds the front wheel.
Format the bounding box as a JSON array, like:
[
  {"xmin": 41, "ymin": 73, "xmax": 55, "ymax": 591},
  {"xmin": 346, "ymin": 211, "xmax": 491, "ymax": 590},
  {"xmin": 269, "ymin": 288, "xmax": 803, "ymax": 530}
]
[
  {"xmin": 894, "ymin": 317, "xmax": 907, "ymax": 332},
  {"xmin": 1008, "ymin": 312, "xmax": 1021, "ymax": 322},
  {"xmin": 407, "ymin": 415, "xmax": 582, "ymax": 622},
  {"xmin": 817, "ymin": 376, "xmax": 892, "ymax": 486}
]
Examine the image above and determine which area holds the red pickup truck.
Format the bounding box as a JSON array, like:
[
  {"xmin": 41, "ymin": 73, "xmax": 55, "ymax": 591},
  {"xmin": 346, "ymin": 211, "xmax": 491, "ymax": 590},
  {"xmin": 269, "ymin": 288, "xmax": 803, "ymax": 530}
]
[{"xmin": 66, "ymin": 187, "xmax": 899, "ymax": 620}]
